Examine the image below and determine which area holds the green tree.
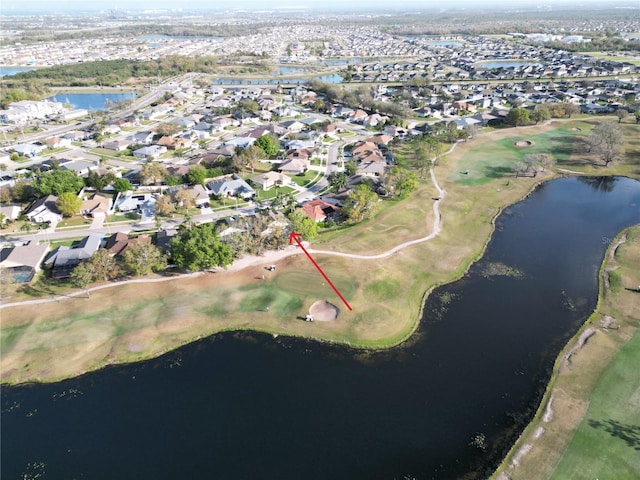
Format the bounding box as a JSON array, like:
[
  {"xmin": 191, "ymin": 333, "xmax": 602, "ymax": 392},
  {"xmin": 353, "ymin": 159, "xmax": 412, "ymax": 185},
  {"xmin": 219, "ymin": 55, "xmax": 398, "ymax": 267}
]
[
  {"xmin": 287, "ymin": 208, "xmax": 318, "ymax": 240},
  {"xmin": 10, "ymin": 181, "xmax": 35, "ymax": 202},
  {"xmin": 254, "ymin": 134, "xmax": 280, "ymax": 157},
  {"xmin": 186, "ymin": 164, "xmax": 208, "ymax": 185},
  {"xmin": 506, "ymin": 108, "xmax": 530, "ymax": 127},
  {"xmin": 56, "ymin": 191, "xmax": 82, "ymax": 217},
  {"xmin": 122, "ymin": 242, "xmax": 167, "ymax": 276},
  {"xmin": 327, "ymin": 171, "xmax": 348, "ymax": 192},
  {"xmin": 70, "ymin": 261, "xmax": 94, "ymax": 296},
  {"xmin": 386, "ymin": 167, "xmax": 418, "ymax": 198},
  {"xmin": 343, "ymin": 184, "xmax": 380, "ymax": 223},
  {"xmin": 113, "ymin": 177, "xmax": 133, "ymax": 192},
  {"xmin": 170, "ymin": 223, "xmax": 233, "ymax": 271},
  {"xmin": 344, "ymin": 159, "xmax": 358, "ymax": 176},
  {"xmin": 531, "ymin": 105, "xmax": 551, "ymax": 124},
  {"xmin": 87, "ymin": 249, "xmax": 120, "ymax": 281},
  {"xmin": 33, "ymin": 169, "xmax": 84, "ymax": 196},
  {"xmin": 85, "ymin": 171, "xmax": 105, "ymax": 190},
  {"xmin": 156, "ymin": 122, "xmax": 181, "ymax": 137},
  {"xmin": 174, "ymin": 188, "xmax": 195, "ymax": 209},
  {"xmin": 616, "ymin": 109, "xmax": 628, "ymax": 124}
]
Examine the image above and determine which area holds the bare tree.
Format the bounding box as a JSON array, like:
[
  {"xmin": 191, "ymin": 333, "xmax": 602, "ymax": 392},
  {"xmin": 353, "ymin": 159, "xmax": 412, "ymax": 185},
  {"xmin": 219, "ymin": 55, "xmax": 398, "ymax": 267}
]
[{"xmin": 587, "ymin": 120, "xmax": 623, "ymax": 166}]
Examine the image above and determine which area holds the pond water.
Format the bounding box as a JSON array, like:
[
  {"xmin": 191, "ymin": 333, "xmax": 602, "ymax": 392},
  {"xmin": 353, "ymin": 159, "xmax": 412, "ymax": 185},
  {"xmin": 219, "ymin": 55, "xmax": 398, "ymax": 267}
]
[
  {"xmin": 2, "ymin": 176, "xmax": 639, "ymax": 479},
  {"xmin": 47, "ymin": 93, "xmax": 137, "ymax": 111},
  {"xmin": 0, "ymin": 66, "xmax": 37, "ymax": 77}
]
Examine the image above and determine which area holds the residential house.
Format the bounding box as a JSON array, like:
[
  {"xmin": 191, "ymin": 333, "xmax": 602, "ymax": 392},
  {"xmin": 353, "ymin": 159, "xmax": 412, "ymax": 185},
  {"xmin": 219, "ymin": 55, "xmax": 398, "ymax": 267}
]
[
  {"xmin": 44, "ymin": 136, "xmax": 72, "ymax": 149},
  {"xmin": 81, "ymin": 193, "xmax": 112, "ymax": 218},
  {"xmin": 133, "ymin": 145, "xmax": 167, "ymax": 160},
  {"xmin": 45, "ymin": 234, "xmax": 102, "ymax": 279},
  {"xmin": 60, "ymin": 159, "xmax": 96, "ymax": 177},
  {"xmin": 62, "ymin": 130, "xmax": 91, "ymax": 141},
  {"xmin": 131, "ymin": 131, "xmax": 156, "ymax": 145},
  {"xmin": 207, "ymin": 174, "xmax": 255, "ymax": 199},
  {"xmin": 102, "ymin": 139, "xmax": 132, "ymax": 152},
  {"xmin": 10, "ymin": 143, "xmax": 46, "ymax": 158},
  {"xmin": 301, "ymin": 199, "xmax": 341, "ymax": 222},
  {"xmin": 104, "ymin": 232, "xmax": 151, "ymax": 257},
  {"xmin": 0, "ymin": 204, "xmax": 22, "ymax": 224},
  {"xmin": 157, "ymin": 136, "xmax": 192, "ymax": 151},
  {"xmin": 25, "ymin": 195, "xmax": 62, "ymax": 224},
  {"xmin": 279, "ymin": 120, "xmax": 306, "ymax": 133},
  {"xmin": 0, "ymin": 241, "xmax": 50, "ymax": 283},
  {"xmin": 250, "ymin": 171, "xmax": 292, "ymax": 190},
  {"xmin": 279, "ymin": 157, "xmax": 310, "ymax": 175},
  {"xmin": 179, "ymin": 184, "xmax": 210, "ymax": 206},
  {"xmin": 156, "ymin": 228, "xmax": 179, "ymax": 253}
]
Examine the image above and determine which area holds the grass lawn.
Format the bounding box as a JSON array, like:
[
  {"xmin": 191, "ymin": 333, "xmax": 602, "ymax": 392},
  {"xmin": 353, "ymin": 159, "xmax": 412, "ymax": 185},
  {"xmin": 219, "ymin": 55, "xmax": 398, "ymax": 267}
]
[
  {"xmin": 550, "ymin": 324, "xmax": 640, "ymax": 479},
  {"xmin": 1, "ymin": 119, "xmax": 639, "ymax": 386},
  {"xmin": 57, "ymin": 216, "xmax": 92, "ymax": 227},
  {"xmin": 291, "ymin": 170, "xmax": 318, "ymax": 187},
  {"xmin": 255, "ymin": 185, "xmax": 297, "ymax": 200}
]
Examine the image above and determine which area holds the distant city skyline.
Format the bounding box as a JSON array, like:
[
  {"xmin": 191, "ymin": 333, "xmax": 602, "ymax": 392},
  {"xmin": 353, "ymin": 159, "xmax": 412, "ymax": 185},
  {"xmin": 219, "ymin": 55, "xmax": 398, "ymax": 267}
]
[{"xmin": 1, "ymin": 0, "xmax": 636, "ymax": 14}]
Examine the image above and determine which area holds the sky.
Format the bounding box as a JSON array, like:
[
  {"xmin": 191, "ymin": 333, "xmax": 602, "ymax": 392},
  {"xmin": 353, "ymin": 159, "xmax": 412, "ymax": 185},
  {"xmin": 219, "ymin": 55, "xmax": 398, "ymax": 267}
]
[{"xmin": 1, "ymin": 0, "xmax": 634, "ymax": 14}]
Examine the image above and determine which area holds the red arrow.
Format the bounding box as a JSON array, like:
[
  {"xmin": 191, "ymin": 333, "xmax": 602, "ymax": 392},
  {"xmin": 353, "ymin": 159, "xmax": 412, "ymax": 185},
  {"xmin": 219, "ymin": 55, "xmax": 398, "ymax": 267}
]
[{"xmin": 289, "ymin": 232, "xmax": 353, "ymax": 311}]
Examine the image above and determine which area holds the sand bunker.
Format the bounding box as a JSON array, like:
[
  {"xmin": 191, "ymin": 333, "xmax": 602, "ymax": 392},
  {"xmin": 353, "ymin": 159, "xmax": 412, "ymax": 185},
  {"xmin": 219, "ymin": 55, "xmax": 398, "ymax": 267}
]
[
  {"xmin": 515, "ymin": 140, "xmax": 533, "ymax": 147},
  {"xmin": 309, "ymin": 300, "xmax": 340, "ymax": 321}
]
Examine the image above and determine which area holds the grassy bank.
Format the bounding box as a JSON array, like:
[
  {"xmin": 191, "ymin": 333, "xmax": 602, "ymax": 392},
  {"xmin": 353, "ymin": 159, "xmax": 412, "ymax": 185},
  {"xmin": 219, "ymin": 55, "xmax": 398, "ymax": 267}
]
[
  {"xmin": 1, "ymin": 120, "xmax": 639, "ymax": 387},
  {"xmin": 491, "ymin": 225, "xmax": 640, "ymax": 480}
]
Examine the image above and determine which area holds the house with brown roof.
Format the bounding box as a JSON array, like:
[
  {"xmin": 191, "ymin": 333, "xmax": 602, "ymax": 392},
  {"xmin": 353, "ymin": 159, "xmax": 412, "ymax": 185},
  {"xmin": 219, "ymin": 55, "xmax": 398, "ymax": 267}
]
[
  {"xmin": 279, "ymin": 157, "xmax": 310, "ymax": 175},
  {"xmin": 250, "ymin": 171, "xmax": 292, "ymax": 190},
  {"xmin": 81, "ymin": 193, "xmax": 112, "ymax": 218},
  {"xmin": 104, "ymin": 232, "xmax": 151, "ymax": 257},
  {"xmin": 301, "ymin": 199, "xmax": 341, "ymax": 222}
]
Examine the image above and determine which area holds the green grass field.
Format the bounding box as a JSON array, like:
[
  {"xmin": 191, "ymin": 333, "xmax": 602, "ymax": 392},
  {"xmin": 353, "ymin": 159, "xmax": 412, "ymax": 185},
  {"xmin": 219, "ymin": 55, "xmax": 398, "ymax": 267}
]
[{"xmin": 549, "ymin": 326, "xmax": 640, "ymax": 479}]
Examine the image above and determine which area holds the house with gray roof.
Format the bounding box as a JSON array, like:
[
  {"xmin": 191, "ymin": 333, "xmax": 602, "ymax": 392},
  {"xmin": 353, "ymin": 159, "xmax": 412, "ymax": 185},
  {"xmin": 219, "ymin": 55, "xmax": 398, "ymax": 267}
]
[
  {"xmin": 25, "ymin": 195, "xmax": 62, "ymax": 224},
  {"xmin": 45, "ymin": 234, "xmax": 102, "ymax": 279},
  {"xmin": 207, "ymin": 174, "xmax": 255, "ymax": 199}
]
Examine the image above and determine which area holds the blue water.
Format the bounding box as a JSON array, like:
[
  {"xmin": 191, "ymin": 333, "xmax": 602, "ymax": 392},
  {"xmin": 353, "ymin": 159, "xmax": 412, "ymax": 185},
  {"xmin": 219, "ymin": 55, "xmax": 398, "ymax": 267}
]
[
  {"xmin": 0, "ymin": 67, "xmax": 36, "ymax": 77},
  {"xmin": 275, "ymin": 66, "xmax": 308, "ymax": 75},
  {"xmin": 48, "ymin": 93, "xmax": 136, "ymax": 111}
]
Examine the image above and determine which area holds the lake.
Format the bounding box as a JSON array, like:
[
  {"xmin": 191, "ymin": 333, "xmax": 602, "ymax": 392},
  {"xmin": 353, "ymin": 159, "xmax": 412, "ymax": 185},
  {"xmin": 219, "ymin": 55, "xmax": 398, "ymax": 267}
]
[
  {"xmin": 0, "ymin": 66, "xmax": 36, "ymax": 77},
  {"xmin": 210, "ymin": 73, "xmax": 343, "ymax": 85},
  {"xmin": 2, "ymin": 176, "xmax": 639, "ymax": 479},
  {"xmin": 47, "ymin": 93, "xmax": 137, "ymax": 111}
]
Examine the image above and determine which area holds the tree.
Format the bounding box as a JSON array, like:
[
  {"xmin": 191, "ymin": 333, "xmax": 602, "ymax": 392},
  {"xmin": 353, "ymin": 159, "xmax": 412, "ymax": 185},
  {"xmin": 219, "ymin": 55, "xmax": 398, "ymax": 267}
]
[
  {"xmin": 531, "ymin": 105, "xmax": 551, "ymax": 124},
  {"xmin": 386, "ymin": 167, "xmax": 418, "ymax": 198},
  {"xmin": 635, "ymin": 111, "xmax": 640, "ymax": 124},
  {"xmin": 506, "ymin": 108, "xmax": 530, "ymax": 127},
  {"xmin": 70, "ymin": 261, "xmax": 94, "ymax": 296},
  {"xmin": 587, "ymin": 120, "xmax": 623, "ymax": 166},
  {"xmin": 154, "ymin": 194, "xmax": 175, "ymax": 216},
  {"xmin": 140, "ymin": 162, "xmax": 168, "ymax": 185},
  {"xmin": 33, "ymin": 169, "xmax": 84, "ymax": 196},
  {"xmin": 85, "ymin": 171, "xmax": 105, "ymax": 190},
  {"xmin": 563, "ymin": 103, "xmax": 580, "ymax": 118},
  {"xmin": 174, "ymin": 188, "xmax": 195, "ymax": 209},
  {"xmin": 122, "ymin": 242, "xmax": 167, "ymax": 276},
  {"xmin": 186, "ymin": 164, "xmax": 208, "ymax": 185},
  {"xmin": 170, "ymin": 223, "xmax": 233, "ymax": 271},
  {"xmin": 93, "ymin": 131, "xmax": 105, "ymax": 146},
  {"xmin": 113, "ymin": 177, "xmax": 132, "ymax": 192},
  {"xmin": 85, "ymin": 249, "xmax": 120, "ymax": 281},
  {"xmin": 343, "ymin": 184, "xmax": 380, "ymax": 223},
  {"xmin": 156, "ymin": 122, "xmax": 181, "ymax": 137},
  {"xmin": 56, "ymin": 191, "xmax": 82, "ymax": 217},
  {"xmin": 254, "ymin": 134, "xmax": 280, "ymax": 157},
  {"xmin": 287, "ymin": 208, "xmax": 318, "ymax": 240},
  {"xmin": 327, "ymin": 172, "xmax": 348, "ymax": 192},
  {"xmin": 344, "ymin": 159, "xmax": 358, "ymax": 176},
  {"xmin": 616, "ymin": 109, "xmax": 628, "ymax": 124}
]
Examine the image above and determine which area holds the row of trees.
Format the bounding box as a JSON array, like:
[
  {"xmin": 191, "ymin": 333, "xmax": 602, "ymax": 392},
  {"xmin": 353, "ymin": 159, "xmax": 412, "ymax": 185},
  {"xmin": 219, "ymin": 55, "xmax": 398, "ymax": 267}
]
[{"xmin": 71, "ymin": 243, "xmax": 167, "ymax": 293}]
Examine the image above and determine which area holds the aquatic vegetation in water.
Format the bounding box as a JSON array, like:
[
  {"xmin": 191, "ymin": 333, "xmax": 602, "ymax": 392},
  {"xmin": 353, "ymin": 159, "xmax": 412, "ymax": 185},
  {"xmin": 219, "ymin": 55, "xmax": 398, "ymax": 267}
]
[{"xmin": 481, "ymin": 262, "xmax": 524, "ymax": 279}]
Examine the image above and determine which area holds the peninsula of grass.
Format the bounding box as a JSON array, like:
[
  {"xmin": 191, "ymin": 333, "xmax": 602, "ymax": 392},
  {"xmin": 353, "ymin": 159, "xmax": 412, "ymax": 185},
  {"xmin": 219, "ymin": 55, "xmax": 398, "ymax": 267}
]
[
  {"xmin": 1, "ymin": 119, "xmax": 639, "ymax": 386},
  {"xmin": 492, "ymin": 224, "xmax": 640, "ymax": 480}
]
